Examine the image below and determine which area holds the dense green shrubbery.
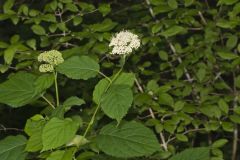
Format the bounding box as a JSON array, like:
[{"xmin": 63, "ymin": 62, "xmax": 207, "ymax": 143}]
[{"xmin": 0, "ymin": 0, "xmax": 240, "ymax": 159}]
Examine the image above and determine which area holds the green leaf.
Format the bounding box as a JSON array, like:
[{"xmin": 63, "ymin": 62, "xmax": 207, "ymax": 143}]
[
  {"xmin": 0, "ymin": 41, "xmax": 9, "ymax": 48},
  {"xmin": 26, "ymin": 131, "xmax": 43, "ymax": 152},
  {"xmin": 3, "ymin": 0, "xmax": 15, "ymax": 13},
  {"xmin": 46, "ymin": 148, "xmax": 76, "ymax": 160},
  {"xmin": 47, "ymin": 150, "xmax": 65, "ymax": 160},
  {"xmin": 78, "ymin": 2, "xmax": 95, "ymax": 11},
  {"xmin": 26, "ymin": 39, "xmax": 36, "ymax": 50},
  {"xmin": 34, "ymin": 74, "xmax": 54, "ymax": 94},
  {"xmin": 0, "ymin": 135, "xmax": 27, "ymax": 160},
  {"xmin": 93, "ymin": 79, "xmax": 109, "ymax": 104},
  {"xmin": 59, "ymin": 0, "xmax": 72, "ymax": 3},
  {"xmin": 184, "ymin": 0, "xmax": 194, "ymax": 6},
  {"xmin": 169, "ymin": 147, "xmax": 210, "ymax": 160},
  {"xmin": 25, "ymin": 115, "xmax": 45, "ymax": 152},
  {"xmin": 147, "ymin": 80, "xmax": 159, "ymax": 93},
  {"xmin": 66, "ymin": 3, "xmax": 78, "ymax": 12},
  {"xmin": 24, "ymin": 114, "xmax": 45, "ymax": 136},
  {"xmin": 222, "ymin": 122, "xmax": 234, "ymax": 132},
  {"xmin": 159, "ymin": 50, "xmax": 168, "ymax": 61},
  {"xmin": 63, "ymin": 96, "xmax": 85, "ymax": 108},
  {"xmin": 114, "ymin": 73, "xmax": 135, "ymax": 87},
  {"xmin": 93, "ymin": 72, "xmax": 135, "ymax": 105},
  {"xmin": 199, "ymin": 105, "xmax": 221, "ymax": 118},
  {"xmin": 73, "ymin": 16, "xmax": 83, "ymax": 26},
  {"xmin": 229, "ymin": 114, "xmax": 240, "ymax": 124},
  {"xmin": 98, "ymin": 3, "xmax": 111, "ymax": 16},
  {"xmin": 160, "ymin": 26, "xmax": 186, "ymax": 37},
  {"xmin": 218, "ymin": 0, "xmax": 238, "ymax": 5},
  {"xmin": 235, "ymin": 75, "xmax": 240, "ymax": 89},
  {"xmin": 218, "ymin": 99, "xmax": 229, "ymax": 114},
  {"xmin": 0, "ymin": 72, "xmax": 40, "ymax": 107},
  {"xmin": 168, "ymin": 0, "xmax": 178, "ymax": 9},
  {"xmin": 0, "ymin": 64, "xmax": 9, "ymax": 73},
  {"xmin": 57, "ymin": 56, "xmax": 100, "ymax": 80},
  {"xmin": 176, "ymin": 134, "xmax": 188, "ymax": 142},
  {"xmin": 41, "ymin": 14, "xmax": 56, "ymax": 23},
  {"xmin": 226, "ymin": 35, "xmax": 238, "ymax": 49},
  {"xmin": 174, "ymin": 101, "xmax": 185, "ymax": 111},
  {"xmin": 234, "ymin": 106, "xmax": 240, "ymax": 114},
  {"xmin": 212, "ymin": 139, "xmax": 228, "ymax": 148},
  {"xmin": 10, "ymin": 35, "xmax": 20, "ymax": 43},
  {"xmin": 31, "ymin": 24, "xmax": 46, "ymax": 35},
  {"xmin": 153, "ymin": 5, "xmax": 172, "ymax": 15},
  {"xmin": 76, "ymin": 152, "xmax": 95, "ymax": 160},
  {"xmin": 4, "ymin": 45, "xmax": 17, "ymax": 64},
  {"xmin": 0, "ymin": 14, "xmax": 11, "ymax": 21},
  {"xmin": 49, "ymin": 24, "xmax": 57, "ymax": 33},
  {"xmin": 96, "ymin": 121, "xmax": 160, "ymax": 158},
  {"xmin": 158, "ymin": 93, "xmax": 174, "ymax": 106},
  {"xmin": 216, "ymin": 20, "xmax": 238, "ymax": 29},
  {"xmin": 196, "ymin": 68, "xmax": 206, "ymax": 82},
  {"xmin": 90, "ymin": 19, "xmax": 117, "ymax": 32},
  {"xmin": 217, "ymin": 51, "xmax": 238, "ymax": 60},
  {"xmin": 101, "ymin": 85, "xmax": 133, "ymax": 122},
  {"xmin": 42, "ymin": 117, "xmax": 79, "ymax": 151},
  {"xmin": 152, "ymin": 23, "xmax": 162, "ymax": 34}
]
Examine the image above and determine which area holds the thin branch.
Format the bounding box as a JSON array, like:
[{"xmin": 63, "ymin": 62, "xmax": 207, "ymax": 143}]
[
  {"xmin": 166, "ymin": 128, "xmax": 206, "ymax": 144},
  {"xmin": 64, "ymin": 9, "xmax": 98, "ymax": 23},
  {"xmin": 41, "ymin": 95, "xmax": 55, "ymax": 109},
  {"xmin": 188, "ymin": 27, "xmax": 203, "ymax": 31},
  {"xmin": 134, "ymin": 78, "xmax": 168, "ymax": 151},
  {"xmin": 232, "ymin": 72, "xmax": 238, "ymax": 160},
  {"xmin": 168, "ymin": 42, "xmax": 193, "ymax": 83},
  {"xmin": 198, "ymin": 11, "xmax": 207, "ymax": 25},
  {"xmin": 98, "ymin": 71, "xmax": 112, "ymax": 83},
  {"xmin": 47, "ymin": 32, "xmax": 71, "ymax": 37},
  {"xmin": 0, "ymin": 124, "xmax": 23, "ymax": 132}
]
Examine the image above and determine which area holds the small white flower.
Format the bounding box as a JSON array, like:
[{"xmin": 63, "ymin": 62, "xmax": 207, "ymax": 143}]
[
  {"xmin": 109, "ymin": 30, "xmax": 140, "ymax": 55},
  {"xmin": 39, "ymin": 64, "xmax": 54, "ymax": 73},
  {"xmin": 38, "ymin": 50, "xmax": 64, "ymax": 66}
]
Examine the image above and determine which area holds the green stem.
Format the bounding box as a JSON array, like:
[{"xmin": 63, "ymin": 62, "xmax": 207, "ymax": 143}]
[
  {"xmin": 106, "ymin": 56, "xmax": 125, "ymax": 89},
  {"xmin": 41, "ymin": 95, "xmax": 55, "ymax": 109},
  {"xmin": 98, "ymin": 71, "xmax": 112, "ymax": 83},
  {"xmin": 54, "ymin": 71, "xmax": 59, "ymax": 107},
  {"xmin": 83, "ymin": 56, "xmax": 126, "ymax": 137},
  {"xmin": 112, "ymin": 67, "xmax": 123, "ymax": 82},
  {"xmin": 83, "ymin": 103, "xmax": 101, "ymax": 137}
]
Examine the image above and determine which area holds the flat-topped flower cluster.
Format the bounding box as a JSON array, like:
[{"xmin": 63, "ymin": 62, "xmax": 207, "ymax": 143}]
[
  {"xmin": 38, "ymin": 50, "xmax": 64, "ymax": 72},
  {"xmin": 109, "ymin": 30, "xmax": 140, "ymax": 55}
]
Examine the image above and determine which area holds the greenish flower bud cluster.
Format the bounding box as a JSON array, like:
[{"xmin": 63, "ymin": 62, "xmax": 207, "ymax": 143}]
[
  {"xmin": 38, "ymin": 50, "xmax": 64, "ymax": 72},
  {"xmin": 39, "ymin": 64, "xmax": 54, "ymax": 72}
]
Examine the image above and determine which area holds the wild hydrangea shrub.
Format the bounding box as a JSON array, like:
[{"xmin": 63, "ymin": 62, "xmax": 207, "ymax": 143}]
[{"xmin": 0, "ymin": 0, "xmax": 239, "ymax": 160}]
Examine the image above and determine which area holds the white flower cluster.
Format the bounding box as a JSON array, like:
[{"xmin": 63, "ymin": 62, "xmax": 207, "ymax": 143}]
[
  {"xmin": 109, "ymin": 30, "xmax": 140, "ymax": 55},
  {"xmin": 38, "ymin": 50, "xmax": 64, "ymax": 72}
]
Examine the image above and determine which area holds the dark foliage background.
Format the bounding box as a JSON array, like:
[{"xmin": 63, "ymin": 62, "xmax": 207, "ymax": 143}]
[{"xmin": 0, "ymin": 0, "xmax": 240, "ymax": 159}]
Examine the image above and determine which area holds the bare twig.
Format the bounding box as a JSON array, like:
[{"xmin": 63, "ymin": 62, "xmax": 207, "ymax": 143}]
[
  {"xmin": 198, "ymin": 11, "xmax": 207, "ymax": 25},
  {"xmin": 232, "ymin": 72, "xmax": 238, "ymax": 160},
  {"xmin": 0, "ymin": 124, "xmax": 23, "ymax": 132},
  {"xmin": 134, "ymin": 78, "xmax": 168, "ymax": 151},
  {"xmin": 168, "ymin": 42, "xmax": 193, "ymax": 83},
  {"xmin": 166, "ymin": 128, "xmax": 205, "ymax": 144},
  {"xmin": 145, "ymin": 0, "xmax": 195, "ymax": 84},
  {"xmin": 188, "ymin": 27, "xmax": 203, "ymax": 31},
  {"xmin": 41, "ymin": 95, "xmax": 55, "ymax": 109},
  {"xmin": 64, "ymin": 9, "xmax": 98, "ymax": 23}
]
